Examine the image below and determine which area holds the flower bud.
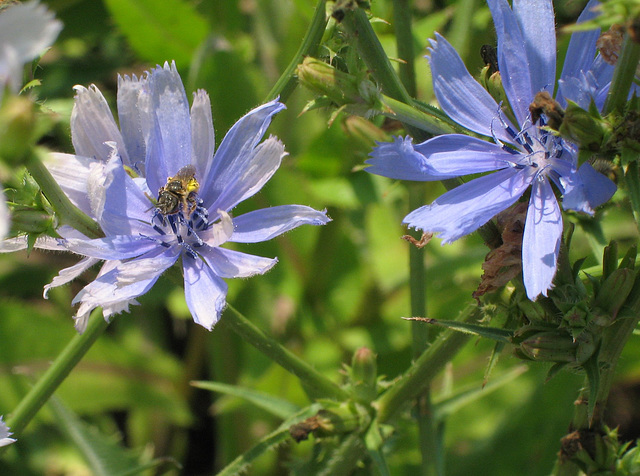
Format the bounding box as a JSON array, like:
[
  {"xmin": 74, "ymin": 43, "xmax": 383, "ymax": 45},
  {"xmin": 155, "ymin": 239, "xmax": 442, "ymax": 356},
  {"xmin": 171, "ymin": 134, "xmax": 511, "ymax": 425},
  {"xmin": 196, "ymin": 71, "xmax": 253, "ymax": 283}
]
[
  {"xmin": 593, "ymin": 268, "xmax": 636, "ymax": 322},
  {"xmin": 10, "ymin": 206, "xmax": 55, "ymax": 235},
  {"xmin": 296, "ymin": 57, "xmax": 363, "ymax": 106},
  {"xmin": 558, "ymin": 101, "xmax": 608, "ymax": 151},
  {"xmin": 479, "ymin": 67, "xmax": 506, "ymax": 107},
  {"xmin": 517, "ymin": 330, "xmax": 579, "ymax": 363},
  {"xmin": 350, "ymin": 347, "xmax": 377, "ymax": 402}
]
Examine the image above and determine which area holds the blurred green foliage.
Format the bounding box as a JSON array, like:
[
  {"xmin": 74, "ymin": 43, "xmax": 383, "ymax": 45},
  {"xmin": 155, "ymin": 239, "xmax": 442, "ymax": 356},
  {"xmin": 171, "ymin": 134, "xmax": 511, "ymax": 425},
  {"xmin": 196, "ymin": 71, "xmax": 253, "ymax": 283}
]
[{"xmin": 1, "ymin": 0, "xmax": 639, "ymax": 475}]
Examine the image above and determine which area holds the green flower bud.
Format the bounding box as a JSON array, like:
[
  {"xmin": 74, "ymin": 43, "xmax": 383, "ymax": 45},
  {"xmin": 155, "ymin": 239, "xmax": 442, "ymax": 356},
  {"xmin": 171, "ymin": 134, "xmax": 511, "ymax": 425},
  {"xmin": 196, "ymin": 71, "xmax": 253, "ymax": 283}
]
[
  {"xmin": 593, "ymin": 268, "xmax": 636, "ymax": 322},
  {"xmin": 479, "ymin": 66, "xmax": 507, "ymax": 107},
  {"xmin": 350, "ymin": 347, "xmax": 377, "ymax": 403},
  {"xmin": 10, "ymin": 206, "xmax": 55, "ymax": 235},
  {"xmin": 518, "ymin": 330, "xmax": 579, "ymax": 363},
  {"xmin": 296, "ymin": 57, "xmax": 363, "ymax": 106}
]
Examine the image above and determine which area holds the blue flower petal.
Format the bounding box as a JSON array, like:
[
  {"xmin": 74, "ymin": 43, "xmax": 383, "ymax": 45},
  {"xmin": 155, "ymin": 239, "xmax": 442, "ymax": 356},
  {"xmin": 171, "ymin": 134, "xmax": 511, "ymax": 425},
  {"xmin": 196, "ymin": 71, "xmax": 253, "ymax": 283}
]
[
  {"xmin": 117, "ymin": 73, "xmax": 150, "ymax": 170},
  {"xmin": 91, "ymin": 150, "xmax": 154, "ymax": 236},
  {"xmin": 415, "ymin": 134, "xmax": 517, "ymax": 176},
  {"xmin": 564, "ymin": 162, "xmax": 617, "ymax": 212},
  {"xmin": 71, "ymin": 86, "xmax": 128, "ymax": 164},
  {"xmin": 60, "ymin": 236, "xmax": 159, "ymax": 260},
  {"xmin": 190, "ymin": 90, "xmax": 216, "ymax": 180},
  {"xmin": 428, "ymin": 34, "xmax": 516, "ymax": 144},
  {"xmin": 559, "ymin": 0, "xmax": 602, "ymax": 90},
  {"xmin": 513, "ymin": 0, "xmax": 556, "ymax": 95},
  {"xmin": 366, "ymin": 136, "xmax": 447, "ymax": 181},
  {"xmin": 73, "ymin": 250, "xmax": 179, "ymax": 318},
  {"xmin": 488, "ymin": 0, "xmax": 537, "ymax": 125},
  {"xmin": 204, "ymin": 247, "xmax": 277, "ymax": 278},
  {"xmin": 230, "ymin": 205, "xmax": 330, "ymax": 243},
  {"xmin": 203, "ymin": 100, "xmax": 285, "ymax": 204},
  {"xmin": 146, "ymin": 61, "xmax": 192, "ymax": 190},
  {"xmin": 404, "ymin": 167, "xmax": 532, "ymax": 242},
  {"xmin": 523, "ymin": 178, "xmax": 563, "ymax": 299},
  {"xmin": 183, "ymin": 256, "xmax": 228, "ymax": 330},
  {"xmin": 208, "ymin": 136, "xmax": 286, "ymax": 214}
]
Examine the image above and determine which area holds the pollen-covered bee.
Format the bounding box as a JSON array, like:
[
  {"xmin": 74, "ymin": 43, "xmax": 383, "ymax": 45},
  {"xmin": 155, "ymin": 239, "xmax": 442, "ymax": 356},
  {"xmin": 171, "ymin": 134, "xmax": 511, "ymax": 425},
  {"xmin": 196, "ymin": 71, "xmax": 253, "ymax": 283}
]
[{"xmin": 156, "ymin": 165, "xmax": 200, "ymax": 217}]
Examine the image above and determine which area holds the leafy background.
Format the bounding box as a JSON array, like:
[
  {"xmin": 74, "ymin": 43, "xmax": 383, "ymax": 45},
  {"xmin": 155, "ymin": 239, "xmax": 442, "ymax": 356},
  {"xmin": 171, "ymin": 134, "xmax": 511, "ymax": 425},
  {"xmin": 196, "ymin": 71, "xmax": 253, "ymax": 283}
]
[{"xmin": 1, "ymin": 0, "xmax": 639, "ymax": 474}]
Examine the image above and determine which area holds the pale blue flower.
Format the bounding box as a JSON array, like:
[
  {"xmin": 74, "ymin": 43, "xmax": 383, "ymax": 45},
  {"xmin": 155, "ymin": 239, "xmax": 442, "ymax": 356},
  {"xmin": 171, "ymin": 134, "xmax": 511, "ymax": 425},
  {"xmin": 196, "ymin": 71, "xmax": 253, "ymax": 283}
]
[
  {"xmin": 28, "ymin": 62, "xmax": 329, "ymax": 331},
  {"xmin": 0, "ymin": 1, "xmax": 62, "ymax": 103},
  {"xmin": 0, "ymin": 416, "xmax": 16, "ymax": 447},
  {"xmin": 367, "ymin": 0, "xmax": 616, "ymax": 300}
]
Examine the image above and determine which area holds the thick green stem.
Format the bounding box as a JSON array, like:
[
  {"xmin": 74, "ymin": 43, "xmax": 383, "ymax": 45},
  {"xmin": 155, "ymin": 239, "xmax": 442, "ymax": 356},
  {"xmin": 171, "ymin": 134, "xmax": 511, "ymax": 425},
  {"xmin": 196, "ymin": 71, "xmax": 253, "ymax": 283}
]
[
  {"xmin": 603, "ymin": 33, "xmax": 640, "ymax": 115},
  {"xmin": 375, "ymin": 306, "xmax": 479, "ymax": 424},
  {"xmin": 26, "ymin": 147, "xmax": 103, "ymax": 239},
  {"xmin": 223, "ymin": 305, "xmax": 348, "ymax": 401},
  {"xmin": 265, "ymin": 0, "xmax": 328, "ymax": 103},
  {"xmin": 5, "ymin": 310, "xmax": 109, "ymax": 437}
]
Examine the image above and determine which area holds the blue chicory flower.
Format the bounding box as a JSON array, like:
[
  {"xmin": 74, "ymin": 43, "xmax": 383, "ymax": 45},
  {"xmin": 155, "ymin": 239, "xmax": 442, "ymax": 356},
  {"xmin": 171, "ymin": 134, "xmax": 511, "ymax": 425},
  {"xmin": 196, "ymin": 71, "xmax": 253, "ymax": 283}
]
[
  {"xmin": 28, "ymin": 61, "xmax": 329, "ymax": 331},
  {"xmin": 366, "ymin": 0, "xmax": 616, "ymax": 300},
  {"xmin": 0, "ymin": 416, "xmax": 16, "ymax": 447},
  {"xmin": 0, "ymin": 1, "xmax": 61, "ymax": 240}
]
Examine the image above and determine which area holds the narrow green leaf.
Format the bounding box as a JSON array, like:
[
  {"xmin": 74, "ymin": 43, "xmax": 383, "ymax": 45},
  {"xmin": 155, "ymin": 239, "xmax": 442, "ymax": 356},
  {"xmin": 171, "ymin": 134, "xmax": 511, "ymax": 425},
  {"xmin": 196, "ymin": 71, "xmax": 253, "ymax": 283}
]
[
  {"xmin": 192, "ymin": 380, "xmax": 300, "ymax": 420},
  {"xmin": 433, "ymin": 365, "xmax": 527, "ymax": 420},
  {"xmin": 102, "ymin": 0, "xmax": 209, "ymax": 66},
  {"xmin": 364, "ymin": 422, "xmax": 391, "ymax": 476},
  {"xmin": 583, "ymin": 355, "xmax": 600, "ymax": 426},
  {"xmin": 48, "ymin": 397, "xmax": 176, "ymax": 476},
  {"xmin": 217, "ymin": 404, "xmax": 323, "ymax": 476},
  {"xmin": 404, "ymin": 317, "xmax": 514, "ymax": 343}
]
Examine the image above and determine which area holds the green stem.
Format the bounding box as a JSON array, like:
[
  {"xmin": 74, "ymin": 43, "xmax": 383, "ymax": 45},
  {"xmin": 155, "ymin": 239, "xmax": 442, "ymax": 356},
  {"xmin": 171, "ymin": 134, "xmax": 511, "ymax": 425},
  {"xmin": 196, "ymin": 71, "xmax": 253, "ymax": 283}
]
[
  {"xmin": 603, "ymin": 33, "xmax": 640, "ymax": 115},
  {"xmin": 5, "ymin": 309, "xmax": 109, "ymax": 437},
  {"xmin": 624, "ymin": 160, "xmax": 640, "ymax": 231},
  {"xmin": 265, "ymin": 0, "xmax": 328, "ymax": 103},
  {"xmin": 26, "ymin": 147, "xmax": 103, "ymax": 239},
  {"xmin": 392, "ymin": 0, "xmax": 416, "ymax": 98},
  {"xmin": 340, "ymin": 7, "xmax": 414, "ymax": 109},
  {"xmin": 380, "ymin": 95, "xmax": 457, "ymax": 135},
  {"xmin": 375, "ymin": 306, "xmax": 479, "ymax": 424},
  {"xmin": 223, "ymin": 305, "xmax": 348, "ymax": 401}
]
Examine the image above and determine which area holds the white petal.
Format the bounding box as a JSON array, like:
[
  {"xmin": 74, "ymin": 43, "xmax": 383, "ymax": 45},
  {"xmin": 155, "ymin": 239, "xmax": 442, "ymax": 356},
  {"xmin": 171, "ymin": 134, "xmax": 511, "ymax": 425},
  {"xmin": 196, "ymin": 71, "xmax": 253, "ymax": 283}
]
[
  {"xmin": 199, "ymin": 210, "xmax": 234, "ymax": 247},
  {"xmin": 44, "ymin": 256, "xmax": 99, "ymax": 298},
  {"xmin": 44, "ymin": 152, "xmax": 99, "ymax": 217},
  {"xmin": 0, "ymin": 416, "xmax": 16, "ymax": 447}
]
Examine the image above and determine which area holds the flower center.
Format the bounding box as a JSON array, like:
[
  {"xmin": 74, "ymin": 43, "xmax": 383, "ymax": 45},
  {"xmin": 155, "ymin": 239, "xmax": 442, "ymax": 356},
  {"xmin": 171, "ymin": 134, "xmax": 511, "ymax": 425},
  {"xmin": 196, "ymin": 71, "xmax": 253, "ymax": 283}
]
[{"xmin": 144, "ymin": 166, "xmax": 211, "ymax": 259}]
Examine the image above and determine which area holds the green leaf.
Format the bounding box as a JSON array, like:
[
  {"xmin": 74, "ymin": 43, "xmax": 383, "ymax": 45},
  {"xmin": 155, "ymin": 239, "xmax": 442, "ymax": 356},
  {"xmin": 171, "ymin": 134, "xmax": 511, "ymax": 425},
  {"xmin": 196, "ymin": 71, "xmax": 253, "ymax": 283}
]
[
  {"xmin": 102, "ymin": 0, "xmax": 209, "ymax": 66},
  {"xmin": 433, "ymin": 365, "xmax": 528, "ymax": 420},
  {"xmin": 364, "ymin": 422, "xmax": 391, "ymax": 476},
  {"xmin": 404, "ymin": 317, "xmax": 514, "ymax": 343},
  {"xmin": 217, "ymin": 403, "xmax": 322, "ymax": 476},
  {"xmin": 192, "ymin": 380, "xmax": 301, "ymax": 420},
  {"xmin": 48, "ymin": 396, "xmax": 178, "ymax": 476},
  {"xmin": 583, "ymin": 354, "xmax": 600, "ymax": 425}
]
